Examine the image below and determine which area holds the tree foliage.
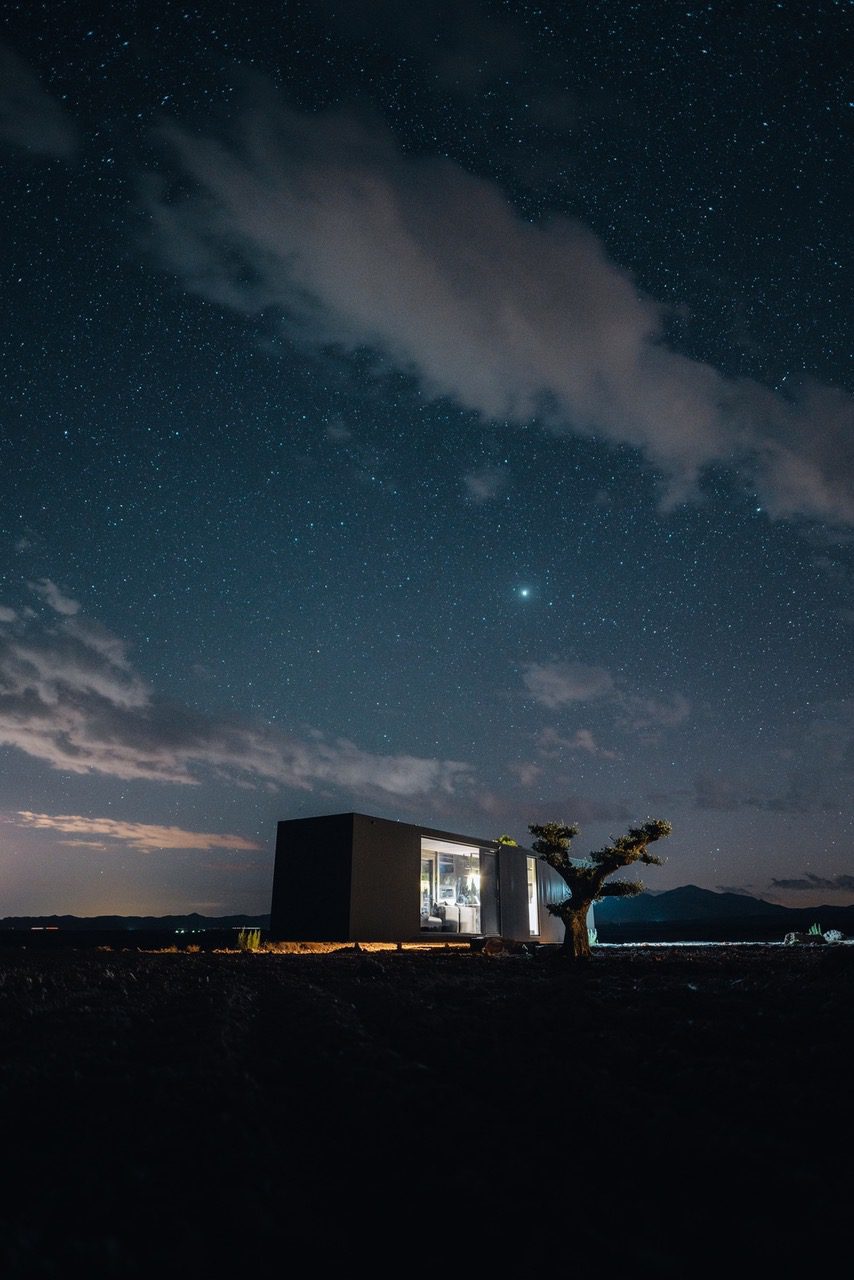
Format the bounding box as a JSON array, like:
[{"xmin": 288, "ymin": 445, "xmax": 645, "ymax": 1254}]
[{"xmin": 528, "ymin": 818, "xmax": 673, "ymax": 959}]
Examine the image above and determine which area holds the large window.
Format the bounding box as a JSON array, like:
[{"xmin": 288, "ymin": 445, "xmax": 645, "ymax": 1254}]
[
  {"xmin": 420, "ymin": 838, "xmax": 481, "ymax": 934},
  {"xmin": 527, "ymin": 856, "xmax": 540, "ymax": 936}
]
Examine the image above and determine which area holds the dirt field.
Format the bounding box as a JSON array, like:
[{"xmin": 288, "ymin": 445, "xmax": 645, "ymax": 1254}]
[{"xmin": 1, "ymin": 940, "xmax": 851, "ymax": 1276}]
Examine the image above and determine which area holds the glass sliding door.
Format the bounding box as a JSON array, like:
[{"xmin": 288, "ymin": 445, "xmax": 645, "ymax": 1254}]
[{"xmin": 419, "ymin": 838, "xmax": 482, "ymax": 934}]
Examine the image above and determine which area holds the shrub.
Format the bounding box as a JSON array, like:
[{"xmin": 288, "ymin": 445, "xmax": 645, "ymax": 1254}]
[{"xmin": 237, "ymin": 927, "xmax": 261, "ymax": 952}]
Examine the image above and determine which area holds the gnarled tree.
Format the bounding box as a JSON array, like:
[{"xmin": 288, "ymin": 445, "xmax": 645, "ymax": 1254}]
[{"xmin": 528, "ymin": 818, "xmax": 673, "ymax": 959}]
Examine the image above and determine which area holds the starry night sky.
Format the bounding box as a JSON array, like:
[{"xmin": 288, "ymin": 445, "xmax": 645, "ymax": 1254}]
[{"xmin": 1, "ymin": 1, "xmax": 852, "ymax": 916}]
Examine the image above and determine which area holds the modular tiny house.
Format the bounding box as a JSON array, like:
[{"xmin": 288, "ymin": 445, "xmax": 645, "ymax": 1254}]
[{"xmin": 269, "ymin": 811, "xmax": 594, "ymax": 944}]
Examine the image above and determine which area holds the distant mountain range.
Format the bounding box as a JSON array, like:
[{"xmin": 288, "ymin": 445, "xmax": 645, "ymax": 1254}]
[
  {"xmin": 593, "ymin": 885, "xmax": 854, "ymax": 942},
  {"xmin": 1, "ymin": 888, "xmax": 852, "ymax": 943}
]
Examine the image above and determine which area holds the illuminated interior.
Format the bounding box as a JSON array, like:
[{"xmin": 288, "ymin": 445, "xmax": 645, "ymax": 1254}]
[
  {"xmin": 420, "ymin": 837, "xmax": 481, "ymax": 934},
  {"xmin": 527, "ymin": 856, "xmax": 539, "ymax": 936}
]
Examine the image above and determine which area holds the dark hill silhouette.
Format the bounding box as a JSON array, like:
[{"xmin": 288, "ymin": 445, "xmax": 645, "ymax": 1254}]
[
  {"xmin": 0, "ymin": 912, "xmax": 270, "ymax": 932},
  {"xmin": 594, "ymin": 885, "xmax": 854, "ymax": 941},
  {"xmin": 595, "ymin": 884, "xmax": 783, "ymax": 922},
  {"xmin": 3, "ymin": 889, "xmax": 853, "ymax": 943},
  {"xmin": 0, "ymin": 912, "xmax": 270, "ymax": 949}
]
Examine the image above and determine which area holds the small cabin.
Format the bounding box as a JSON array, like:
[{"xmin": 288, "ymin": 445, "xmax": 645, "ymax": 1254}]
[{"xmin": 269, "ymin": 811, "xmax": 594, "ymax": 944}]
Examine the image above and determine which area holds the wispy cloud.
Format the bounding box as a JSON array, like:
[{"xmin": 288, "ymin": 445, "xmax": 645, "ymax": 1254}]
[
  {"xmin": 523, "ymin": 662, "xmax": 615, "ymax": 708},
  {"xmin": 472, "ymin": 784, "xmax": 631, "ymax": 826},
  {"xmin": 696, "ymin": 762, "xmax": 839, "ymax": 814},
  {"xmin": 523, "ymin": 660, "xmax": 688, "ymax": 739},
  {"xmin": 463, "ymin": 466, "xmax": 507, "ymax": 503},
  {"xmin": 770, "ymin": 873, "xmax": 854, "ymax": 893},
  {"xmin": 616, "ymin": 692, "xmax": 691, "ymax": 733},
  {"xmin": 507, "ymin": 761, "xmax": 543, "ymax": 786},
  {"xmin": 694, "ymin": 706, "xmax": 851, "ymax": 814},
  {"xmin": 27, "ymin": 578, "xmax": 80, "ymax": 615},
  {"xmin": 539, "ymin": 725, "xmax": 618, "ymax": 760},
  {"xmin": 0, "ymin": 582, "xmax": 473, "ymax": 797},
  {"xmin": 0, "ymin": 43, "xmax": 79, "ymax": 159},
  {"xmin": 15, "ymin": 812, "xmax": 261, "ymax": 853},
  {"xmin": 693, "ymin": 773, "xmax": 761, "ymax": 811},
  {"xmin": 143, "ymin": 84, "xmax": 854, "ymax": 524},
  {"xmin": 537, "ymin": 792, "xmax": 632, "ymax": 824},
  {"xmin": 325, "ymin": 415, "xmax": 352, "ymax": 441}
]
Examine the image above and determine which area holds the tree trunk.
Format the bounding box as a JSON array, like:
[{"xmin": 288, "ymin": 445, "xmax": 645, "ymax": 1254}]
[{"xmin": 561, "ymin": 906, "xmax": 592, "ymax": 960}]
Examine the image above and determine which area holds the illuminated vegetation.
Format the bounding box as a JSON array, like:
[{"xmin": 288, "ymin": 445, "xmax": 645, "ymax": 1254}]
[{"xmin": 236, "ymin": 927, "xmax": 262, "ymax": 952}]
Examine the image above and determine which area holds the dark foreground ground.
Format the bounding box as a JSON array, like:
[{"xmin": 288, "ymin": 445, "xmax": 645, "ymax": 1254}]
[{"xmin": 2, "ymin": 940, "xmax": 852, "ymax": 1277}]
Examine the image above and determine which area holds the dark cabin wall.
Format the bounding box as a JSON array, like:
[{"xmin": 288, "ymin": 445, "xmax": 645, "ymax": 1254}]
[
  {"xmin": 350, "ymin": 814, "xmax": 420, "ymax": 940},
  {"xmin": 536, "ymin": 860, "xmax": 572, "ymax": 944},
  {"xmin": 537, "ymin": 859, "xmax": 596, "ymax": 941},
  {"xmin": 269, "ymin": 813, "xmax": 354, "ymax": 940}
]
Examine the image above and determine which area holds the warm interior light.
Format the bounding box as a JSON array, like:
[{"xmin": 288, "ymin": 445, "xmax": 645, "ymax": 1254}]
[{"xmin": 420, "ymin": 838, "xmax": 482, "ymax": 935}]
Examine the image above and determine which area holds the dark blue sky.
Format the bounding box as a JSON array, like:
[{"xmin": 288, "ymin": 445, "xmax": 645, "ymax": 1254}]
[{"xmin": 1, "ymin": 0, "xmax": 851, "ymax": 915}]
